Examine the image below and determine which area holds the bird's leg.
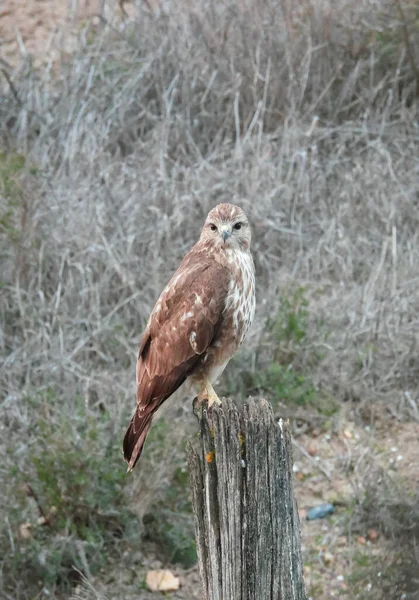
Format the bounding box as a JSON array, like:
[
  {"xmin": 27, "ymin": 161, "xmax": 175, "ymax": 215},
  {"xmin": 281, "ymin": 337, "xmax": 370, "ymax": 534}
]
[{"xmin": 197, "ymin": 379, "xmax": 222, "ymax": 408}]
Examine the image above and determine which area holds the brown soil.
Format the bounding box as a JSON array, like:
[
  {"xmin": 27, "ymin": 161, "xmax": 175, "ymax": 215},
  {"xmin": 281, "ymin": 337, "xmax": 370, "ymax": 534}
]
[
  {"xmin": 0, "ymin": 0, "xmax": 102, "ymax": 67},
  {"xmin": 84, "ymin": 407, "xmax": 419, "ymax": 600},
  {"xmin": 295, "ymin": 409, "xmax": 419, "ymax": 599}
]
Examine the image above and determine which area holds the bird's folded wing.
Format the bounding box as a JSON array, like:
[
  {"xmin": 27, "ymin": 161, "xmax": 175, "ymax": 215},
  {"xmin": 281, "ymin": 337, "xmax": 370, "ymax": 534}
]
[{"xmin": 136, "ymin": 252, "xmax": 230, "ymax": 408}]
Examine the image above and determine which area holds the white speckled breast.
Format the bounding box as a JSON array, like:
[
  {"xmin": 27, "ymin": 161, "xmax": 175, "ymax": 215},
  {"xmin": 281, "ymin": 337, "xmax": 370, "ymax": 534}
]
[{"xmin": 224, "ymin": 249, "xmax": 256, "ymax": 347}]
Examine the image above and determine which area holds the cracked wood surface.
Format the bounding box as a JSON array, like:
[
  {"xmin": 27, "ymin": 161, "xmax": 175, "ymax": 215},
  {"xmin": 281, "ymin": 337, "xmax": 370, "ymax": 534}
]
[{"xmin": 188, "ymin": 398, "xmax": 307, "ymax": 600}]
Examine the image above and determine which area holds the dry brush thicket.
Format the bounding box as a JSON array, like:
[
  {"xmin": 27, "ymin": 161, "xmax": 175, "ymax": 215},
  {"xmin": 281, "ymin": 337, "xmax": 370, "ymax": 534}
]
[{"xmin": 1, "ymin": 0, "xmax": 419, "ymax": 596}]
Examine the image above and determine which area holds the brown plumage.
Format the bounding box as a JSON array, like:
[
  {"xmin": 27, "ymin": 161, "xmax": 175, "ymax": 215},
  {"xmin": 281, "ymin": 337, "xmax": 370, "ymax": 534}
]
[{"xmin": 123, "ymin": 203, "xmax": 255, "ymax": 471}]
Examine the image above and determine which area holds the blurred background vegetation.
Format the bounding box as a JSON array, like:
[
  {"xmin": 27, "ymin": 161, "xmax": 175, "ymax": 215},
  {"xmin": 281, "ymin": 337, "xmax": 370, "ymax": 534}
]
[{"xmin": 1, "ymin": 0, "xmax": 419, "ymax": 598}]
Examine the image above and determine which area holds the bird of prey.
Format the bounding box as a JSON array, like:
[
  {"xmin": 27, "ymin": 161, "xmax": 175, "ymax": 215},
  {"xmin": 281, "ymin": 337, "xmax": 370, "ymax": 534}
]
[{"xmin": 123, "ymin": 203, "xmax": 256, "ymax": 471}]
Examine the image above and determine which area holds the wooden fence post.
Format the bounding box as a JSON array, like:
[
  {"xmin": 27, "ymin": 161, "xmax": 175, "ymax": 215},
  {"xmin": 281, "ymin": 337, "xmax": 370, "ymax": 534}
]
[{"xmin": 188, "ymin": 398, "xmax": 306, "ymax": 600}]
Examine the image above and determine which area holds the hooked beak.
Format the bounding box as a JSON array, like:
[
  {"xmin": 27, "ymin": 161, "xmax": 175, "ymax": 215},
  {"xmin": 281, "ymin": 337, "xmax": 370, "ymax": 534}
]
[{"xmin": 221, "ymin": 227, "xmax": 231, "ymax": 243}]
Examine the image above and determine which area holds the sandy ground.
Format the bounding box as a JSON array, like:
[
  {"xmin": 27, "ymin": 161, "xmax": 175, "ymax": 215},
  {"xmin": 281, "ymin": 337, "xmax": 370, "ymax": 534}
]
[
  {"xmin": 83, "ymin": 406, "xmax": 419, "ymax": 600},
  {"xmin": 0, "ymin": 0, "xmax": 110, "ymax": 68},
  {"xmin": 295, "ymin": 411, "xmax": 419, "ymax": 599}
]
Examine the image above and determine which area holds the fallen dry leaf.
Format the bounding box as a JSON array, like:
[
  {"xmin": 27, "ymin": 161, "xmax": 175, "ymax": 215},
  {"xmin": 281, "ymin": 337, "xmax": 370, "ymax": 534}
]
[
  {"xmin": 146, "ymin": 569, "xmax": 180, "ymax": 592},
  {"xmin": 19, "ymin": 522, "xmax": 32, "ymax": 539}
]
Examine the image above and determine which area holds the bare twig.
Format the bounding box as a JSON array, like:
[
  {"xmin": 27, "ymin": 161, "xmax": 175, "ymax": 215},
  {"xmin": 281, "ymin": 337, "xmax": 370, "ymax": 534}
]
[{"xmin": 292, "ymin": 439, "xmax": 332, "ymax": 481}]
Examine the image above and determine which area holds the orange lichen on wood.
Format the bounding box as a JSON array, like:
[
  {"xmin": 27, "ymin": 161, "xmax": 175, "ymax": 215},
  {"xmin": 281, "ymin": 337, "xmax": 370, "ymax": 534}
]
[{"xmin": 206, "ymin": 451, "xmax": 215, "ymax": 463}]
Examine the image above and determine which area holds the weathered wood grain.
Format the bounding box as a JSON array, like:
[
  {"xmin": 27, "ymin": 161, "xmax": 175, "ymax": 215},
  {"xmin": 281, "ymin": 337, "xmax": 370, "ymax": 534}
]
[{"xmin": 188, "ymin": 398, "xmax": 306, "ymax": 600}]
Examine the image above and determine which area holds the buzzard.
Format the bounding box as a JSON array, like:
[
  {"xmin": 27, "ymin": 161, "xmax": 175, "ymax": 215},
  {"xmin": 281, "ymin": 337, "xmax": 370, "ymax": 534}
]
[{"xmin": 123, "ymin": 203, "xmax": 256, "ymax": 471}]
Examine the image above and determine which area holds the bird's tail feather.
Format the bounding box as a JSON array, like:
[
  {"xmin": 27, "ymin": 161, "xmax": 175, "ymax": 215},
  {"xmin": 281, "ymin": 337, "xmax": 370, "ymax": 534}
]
[{"xmin": 123, "ymin": 411, "xmax": 154, "ymax": 472}]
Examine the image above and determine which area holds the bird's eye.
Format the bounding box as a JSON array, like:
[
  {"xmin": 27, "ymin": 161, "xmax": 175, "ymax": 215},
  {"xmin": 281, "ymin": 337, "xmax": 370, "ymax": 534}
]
[
  {"xmin": 234, "ymin": 223, "xmax": 242, "ymax": 230},
  {"xmin": 210, "ymin": 224, "xmax": 217, "ymax": 231}
]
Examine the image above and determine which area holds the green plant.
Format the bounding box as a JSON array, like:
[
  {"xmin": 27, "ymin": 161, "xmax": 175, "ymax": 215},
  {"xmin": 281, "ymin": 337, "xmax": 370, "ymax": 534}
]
[
  {"xmin": 143, "ymin": 452, "xmax": 196, "ymax": 568},
  {"xmin": 252, "ymin": 364, "xmax": 338, "ymax": 415},
  {"xmin": 269, "ymin": 287, "xmax": 309, "ymax": 364},
  {"xmin": 0, "ymin": 151, "xmax": 25, "ymax": 198},
  {"xmin": 3, "ymin": 390, "xmax": 138, "ymax": 595},
  {"xmin": 371, "ymin": 2, "xmax": 419, "ymax": 98},
  {"xmin": 354, "ymin": 551, "xmax": 371, "ymax": 568},
  {"xmin": 236, "ymin": 289, "xmax": 337, "ymax": 414},
  {"xmin": 0, "ymin": 151, "xmax": 25, "ymax": 241},
  {"xmin": 254, "ymin": 363, "xmax": 316, "ymax": 406}
]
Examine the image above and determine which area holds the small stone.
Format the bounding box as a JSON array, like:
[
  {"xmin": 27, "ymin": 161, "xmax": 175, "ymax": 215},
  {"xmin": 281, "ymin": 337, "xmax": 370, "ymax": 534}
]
[
  {"xmin": 19, "ymin": 522, "xmax": 32, "ymax": 539},
  {"xmin": 357, "ymin": 536, "xmax": 366, "ymax": 545},
  {"xmin": 131, "ymin": 551, "xmax": 144, "ymax": 564},
  {"xmin": 343, "ymin": 429, "xmax": 352, "ymax": 439},
  {"xmin": 307, "ymin": 443, "xmax": 317, "ymax": 457},
  {"xmin": 367, "ymin": 529, "xmax": 378, "ymax": 542},
  {"xmin": 306, "ymin": 503, "xmax": 335, "ymax": 520},
  {"xmin": 146, "ymin": 570, "xmax": 180, "ymax": 592}
]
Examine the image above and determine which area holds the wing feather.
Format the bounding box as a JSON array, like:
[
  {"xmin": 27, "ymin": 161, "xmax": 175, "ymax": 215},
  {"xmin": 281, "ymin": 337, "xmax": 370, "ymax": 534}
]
[
  {"xmin": 123, "ymin": 250, "xmax": 230, "ymax": 469},
  {"xmin": 138, "ymin": 253, "xmax": 229, "ymax": 385}
]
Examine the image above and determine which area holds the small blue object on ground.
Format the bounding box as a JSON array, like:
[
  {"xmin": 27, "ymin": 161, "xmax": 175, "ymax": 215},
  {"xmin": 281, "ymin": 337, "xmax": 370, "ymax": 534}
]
[{"xmin": 306, "ymin": 503, "xmax": 335, "ymax": 521}]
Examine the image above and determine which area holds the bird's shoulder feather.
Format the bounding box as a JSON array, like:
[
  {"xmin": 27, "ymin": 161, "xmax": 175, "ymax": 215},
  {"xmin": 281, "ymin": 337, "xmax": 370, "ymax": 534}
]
[{"xmin": 136, "ymin": 249, "xmax": 230, "ymax": 408}]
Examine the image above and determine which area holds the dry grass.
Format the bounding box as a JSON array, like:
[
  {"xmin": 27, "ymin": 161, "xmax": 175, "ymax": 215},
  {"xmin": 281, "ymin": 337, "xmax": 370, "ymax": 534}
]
[
  {"xmin": 349, "ymin": 460, "xmax": 419, "ymax": 598},
  {"xmin": 1, "ymin": 0, "xmax": 419, "ymax": 597}
]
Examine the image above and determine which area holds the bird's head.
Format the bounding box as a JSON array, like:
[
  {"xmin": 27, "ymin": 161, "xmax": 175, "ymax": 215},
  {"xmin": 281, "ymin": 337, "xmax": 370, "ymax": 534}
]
[{"xmin": 200, "ymin": 203, "xmax": 251, "ymax": 251}]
